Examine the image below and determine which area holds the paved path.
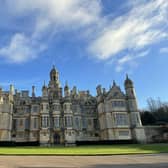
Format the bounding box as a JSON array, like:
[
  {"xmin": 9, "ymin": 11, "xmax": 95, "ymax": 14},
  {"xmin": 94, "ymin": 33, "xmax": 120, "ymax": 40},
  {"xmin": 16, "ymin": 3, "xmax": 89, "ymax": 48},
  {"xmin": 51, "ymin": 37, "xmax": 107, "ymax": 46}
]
[{"xmin": 0, "ymin": 154, "xmax": 167, "ymax": 168}]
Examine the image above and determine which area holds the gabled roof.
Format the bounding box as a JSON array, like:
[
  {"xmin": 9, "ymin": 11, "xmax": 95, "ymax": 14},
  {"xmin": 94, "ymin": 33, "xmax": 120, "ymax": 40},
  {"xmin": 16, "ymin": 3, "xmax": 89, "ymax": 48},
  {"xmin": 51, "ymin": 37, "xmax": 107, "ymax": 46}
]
[{"xmin": 106, "ymin": 82, "xmax": 125, "ymax": 100}]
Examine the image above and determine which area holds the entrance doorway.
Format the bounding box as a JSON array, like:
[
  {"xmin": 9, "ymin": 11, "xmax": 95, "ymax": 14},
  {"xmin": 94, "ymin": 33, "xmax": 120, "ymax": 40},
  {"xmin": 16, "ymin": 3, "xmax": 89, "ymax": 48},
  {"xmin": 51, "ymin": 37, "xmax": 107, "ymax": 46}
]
[{"xmin": 53, "ymin": 133, "xmax": 60, "ymax": 144}]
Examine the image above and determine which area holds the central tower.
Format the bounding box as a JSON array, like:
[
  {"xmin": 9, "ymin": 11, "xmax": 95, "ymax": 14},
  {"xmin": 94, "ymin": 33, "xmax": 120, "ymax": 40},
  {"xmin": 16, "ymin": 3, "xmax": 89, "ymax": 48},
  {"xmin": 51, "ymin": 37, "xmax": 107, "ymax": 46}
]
[
  {"xmin": 48, "ymin": 65, "xmax": 62, "ymax": 100},
  {"xmin": 49, "ymin": 65, "xmax": 60, "ymax": 89}
]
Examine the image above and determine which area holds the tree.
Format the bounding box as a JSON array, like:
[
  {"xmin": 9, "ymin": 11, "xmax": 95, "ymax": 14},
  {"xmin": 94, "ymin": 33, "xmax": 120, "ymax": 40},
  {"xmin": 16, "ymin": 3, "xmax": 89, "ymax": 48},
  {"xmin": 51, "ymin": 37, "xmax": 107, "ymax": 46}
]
[
  {"xmin": 140, "ymin": 111, "xmax": 156, "ymax": 125},
  {"xmin": 140, "ymin": 98, "xmax": 168, "ymax": 125}
]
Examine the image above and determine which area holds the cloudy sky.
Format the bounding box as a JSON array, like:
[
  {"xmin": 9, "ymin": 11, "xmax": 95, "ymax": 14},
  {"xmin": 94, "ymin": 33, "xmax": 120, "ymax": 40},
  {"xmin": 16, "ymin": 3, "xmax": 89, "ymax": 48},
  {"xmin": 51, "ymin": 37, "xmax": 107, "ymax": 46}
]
[{"xmin": 0, "ymin": 0, "xmax": 168, "ymax": 108}]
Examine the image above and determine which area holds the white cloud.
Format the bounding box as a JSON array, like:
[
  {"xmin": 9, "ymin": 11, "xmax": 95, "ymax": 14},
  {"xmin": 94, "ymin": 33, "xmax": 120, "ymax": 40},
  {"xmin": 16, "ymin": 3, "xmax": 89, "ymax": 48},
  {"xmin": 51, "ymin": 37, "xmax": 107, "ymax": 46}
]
[
  {"xmin": 0, "ymin": 0, "xmax": 168, "ymax": 67},
  {"xmin": 0, "ymin": 33, "xmax": 46, "ymax": 63},
  {"xmin": 4, "ymin": 0, "xmax": 101, "ymax": 35},
  {"xmin": 137, "ymin": 50, "xmax": 150, "ymax": 58},
  {"xmin": 115, "ymin": 66, "xmax": 124, "ymax": 73},
  {"xmin": 0, "ymin": 0, "xmax": 102, "ymax": 63},
  {"xmin": 116, "ymin": 50, "xmax": 149, "ymax": 72},
  {"xmin": 118, "ymin": 55, "xmax": 133, "ymax": 65},
  {"xmin": 160, "ymin": 47, "xmax": 168, "ymax": 54},
  {"xmin": 89, "ymin": 0, "xmax": 168, "ymax": 60}
]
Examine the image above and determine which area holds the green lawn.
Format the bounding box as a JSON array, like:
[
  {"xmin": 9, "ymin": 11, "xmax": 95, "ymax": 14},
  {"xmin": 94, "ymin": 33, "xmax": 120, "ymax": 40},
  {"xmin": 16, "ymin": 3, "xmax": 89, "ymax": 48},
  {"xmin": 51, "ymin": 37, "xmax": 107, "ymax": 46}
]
[{"xmin": 0, "ymin": 143, "xmax": 168, "ymax": 155}]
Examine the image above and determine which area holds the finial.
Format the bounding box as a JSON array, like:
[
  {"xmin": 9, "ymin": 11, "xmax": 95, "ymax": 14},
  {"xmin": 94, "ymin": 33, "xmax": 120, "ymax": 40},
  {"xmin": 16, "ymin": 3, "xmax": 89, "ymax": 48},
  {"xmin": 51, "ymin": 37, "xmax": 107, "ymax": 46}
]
[
  {"xmin": 32, "ymin": 85, "xmax": 35, "ymax": 97},
  {"xmin": 126, "ymin": 73, "xmax": 129, "ymax": 79},
  {"xmin": 64, "ymin": 81, "xmax": 69, "ymax": 89},
  {"xmin": 0, "ymin": 85, "xmax": 2, "ymax": 92},
  {"xmin": 113, "ymin": 80, "xmax": 116, "ymax": 86},
  {"xmin": 44, "ymin": 80, "xmax": 46, "ymax": 86}
]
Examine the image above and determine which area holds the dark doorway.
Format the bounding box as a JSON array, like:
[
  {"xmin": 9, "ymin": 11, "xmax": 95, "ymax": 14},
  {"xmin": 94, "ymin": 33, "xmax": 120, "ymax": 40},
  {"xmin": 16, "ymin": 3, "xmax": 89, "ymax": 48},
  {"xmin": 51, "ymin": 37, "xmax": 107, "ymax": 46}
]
[{"xmin": 53, "ymin": 133, "xmax": 60, "ymax": 144}]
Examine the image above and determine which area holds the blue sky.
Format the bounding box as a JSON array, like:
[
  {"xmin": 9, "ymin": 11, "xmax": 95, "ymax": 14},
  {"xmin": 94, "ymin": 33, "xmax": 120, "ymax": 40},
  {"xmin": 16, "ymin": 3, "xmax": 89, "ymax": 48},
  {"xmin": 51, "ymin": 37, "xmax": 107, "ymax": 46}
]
[{"xmin": 0, "ymin": 0, "xmax": 168, "ymax": 109}]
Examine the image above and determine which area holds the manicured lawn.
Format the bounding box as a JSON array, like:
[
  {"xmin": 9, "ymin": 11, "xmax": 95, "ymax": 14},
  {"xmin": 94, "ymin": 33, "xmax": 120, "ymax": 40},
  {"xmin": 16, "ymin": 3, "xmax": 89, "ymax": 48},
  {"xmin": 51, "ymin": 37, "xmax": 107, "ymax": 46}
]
[{"xmin": 0, "ymin": 143, "xmax": 168, "ymax": 155}]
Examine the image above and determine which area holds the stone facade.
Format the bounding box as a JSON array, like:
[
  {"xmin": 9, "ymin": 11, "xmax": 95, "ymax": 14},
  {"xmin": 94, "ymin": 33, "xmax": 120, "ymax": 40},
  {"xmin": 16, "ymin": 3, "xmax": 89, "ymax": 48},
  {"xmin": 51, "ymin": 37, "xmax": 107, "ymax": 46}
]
[{"xmin": 0, "ymin": 66, "xmax": 146, "ymax": 145}]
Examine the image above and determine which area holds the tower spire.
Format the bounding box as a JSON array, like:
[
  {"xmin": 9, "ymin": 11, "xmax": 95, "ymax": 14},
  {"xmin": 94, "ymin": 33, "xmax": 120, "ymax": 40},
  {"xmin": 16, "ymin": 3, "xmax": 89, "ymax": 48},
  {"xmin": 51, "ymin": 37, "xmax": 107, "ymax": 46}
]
[
  {"xmin": 65, "ymin": 80, "xmax": 68, "ymax": 86},
  {"xmin": 113, "ymin": 80, "xmax": 116, "ymax": 86},
  {"xmin": 32, "ymin": 85, "xmax": 35, "ymax": 97},
  {"xmin": 126, "ymin": 73, "xmax": 129, "ymax": 80}
]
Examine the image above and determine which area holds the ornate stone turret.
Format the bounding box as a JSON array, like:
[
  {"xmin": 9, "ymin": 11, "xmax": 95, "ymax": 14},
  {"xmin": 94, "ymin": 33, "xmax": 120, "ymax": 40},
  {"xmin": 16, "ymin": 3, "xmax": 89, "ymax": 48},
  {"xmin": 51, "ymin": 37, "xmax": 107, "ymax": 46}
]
[
  {"xmin": 48, "ymin": 66, "xmax": 62, "ymax": 100},
  {"xmin": 71, "ymin": 86, "xmax": 77, "ymax": 97},
  {"xmin": 112, "ymin": 80, "xmax": 116, "ymax": 87},
  {"xmin": 124, "ymin": 74, "xmax": 136, "ymax": 99},
  {"xmin": 32, "ymin": 86, "xmax": 35, "ymax": 97},
  {"xmin": 49, "ymin": 65, "xmax": 60, "ymax": 89},
  {"xmin": 40, "ymin": 81, "xmax": 50, "ymax": 146},
  {"xmin": 64, "ymin": 81, "xmax": 70, "ymax": 97},
  {"xmin": 96, "ymin": 85, "xmax": 102, "ymax": 96},
  {"xmin": 0, "ymin": 85, "xmax": 13, "ymax": 142},
  {"xmin": 10, "ymin": 85, "xmax": 14, "ymax": 95},
  {"xmin": 124, "ymin": 74, "xmax": 146, "ymax": 143},
  {"xmin": 50, "ymin": 65, "xmax": 59, "ymax": 81},
  {"xmin": 42, "ymin": 81, "xmax": 48, "ymax": 98},
  {"xmin": 0, "ymin": 87, "xmax": 3, "ymax": 104},
  {"xmin": 124, "ymin": 74, "xmax": 138, "ymax": 112}
]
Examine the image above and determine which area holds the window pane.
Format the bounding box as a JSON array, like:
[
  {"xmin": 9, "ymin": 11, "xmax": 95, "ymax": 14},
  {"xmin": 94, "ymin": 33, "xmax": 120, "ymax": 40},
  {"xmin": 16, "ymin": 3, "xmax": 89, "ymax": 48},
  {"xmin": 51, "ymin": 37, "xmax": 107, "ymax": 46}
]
[
  {"xmin": 25, "ymin": 118, "xmax": 29, "ymax": 129},
  {"xmin": 119, "ymin": 130, "xmax": 129, "ymax": 136},
  {"xmin": 115, "ymin": 114, "xmax": 128, "ymax": 126},
  {"xmin": 54, "ymin": 117, "xmax": 60, "ymax": 128},
  {"xmin": 41, "ymin": 116, "xmax": 48, "ymax": 128}
]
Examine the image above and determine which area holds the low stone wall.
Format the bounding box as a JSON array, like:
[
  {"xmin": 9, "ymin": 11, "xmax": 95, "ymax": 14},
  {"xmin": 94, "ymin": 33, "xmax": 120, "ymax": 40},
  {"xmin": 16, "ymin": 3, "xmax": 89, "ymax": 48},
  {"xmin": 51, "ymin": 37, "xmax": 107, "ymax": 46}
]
[{"xmin": 144, "ymin": 125, "xmax": 168, "ymax": 143}]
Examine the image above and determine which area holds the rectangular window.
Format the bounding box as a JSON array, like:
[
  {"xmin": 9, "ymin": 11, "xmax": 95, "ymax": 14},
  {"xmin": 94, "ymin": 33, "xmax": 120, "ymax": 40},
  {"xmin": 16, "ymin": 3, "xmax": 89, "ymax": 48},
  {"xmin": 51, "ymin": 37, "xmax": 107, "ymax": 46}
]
[
  {"xmin": 54, "ymin": 117, "xmax": 60, "ymax": 128},
  {"xmin": 17, "ymin": 132, "xmax": 24, "ymax": 138},
  {"xmin": 24, "ymin": 107, "xmax": 29, "ymax": 113},
  {"xmin": 65, "ymin": 116, "xmax": 72, "ymax": 127},
  {"xmin": 72, "ymin": 105, "xmax": 77, "ymax": 112},
  {"xmin": 34, "ymin": 118, "xmax": 38, "ymax": 129},
  {"xmin": 82, "ymin": 118, "xmax": 87, "ymax": 129},
  {"xmin": 19, "ymin": 119, "xmax": 23, "ymax": 127},
  {"xmin": 119, "ymin": 130, "xmax": 129, "ymax": 136},
  {"xmin": 32, "ymin": 106, "xmax": 38, "ymax": 113},
  {"xmin": 93, "ymin": 119, "xmax": 98, "ymax": 129},
  {"xmin": 25, "ymin": 118, "xmax": 29, "ymax": 129},
  {"xmin": 41, "ymin": 116, "xmax": 49, "ymax": 128},
  {"xmin": 74, "ymin": 117, "xmax": 80, "ymax": 129},
  {"xmin": 115, "ymin": 114, "xmax": 128, "ymax": 126}
]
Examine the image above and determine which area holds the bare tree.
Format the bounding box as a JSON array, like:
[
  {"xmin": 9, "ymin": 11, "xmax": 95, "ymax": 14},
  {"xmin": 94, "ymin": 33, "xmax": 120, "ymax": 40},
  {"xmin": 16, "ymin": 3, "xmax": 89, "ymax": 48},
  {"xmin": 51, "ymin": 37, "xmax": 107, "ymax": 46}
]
[{"xmin": 140, "ymin": 98, "xmax": 168, "ymax": 125}]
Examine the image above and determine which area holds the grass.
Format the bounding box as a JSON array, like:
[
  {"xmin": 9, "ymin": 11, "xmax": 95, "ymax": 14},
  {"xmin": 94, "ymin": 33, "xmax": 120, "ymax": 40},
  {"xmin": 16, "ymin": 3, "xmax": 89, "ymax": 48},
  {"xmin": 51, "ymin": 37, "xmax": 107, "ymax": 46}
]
[{"xmin": 0, "ymin": 143, "xmax": 168, "ymax": 155}]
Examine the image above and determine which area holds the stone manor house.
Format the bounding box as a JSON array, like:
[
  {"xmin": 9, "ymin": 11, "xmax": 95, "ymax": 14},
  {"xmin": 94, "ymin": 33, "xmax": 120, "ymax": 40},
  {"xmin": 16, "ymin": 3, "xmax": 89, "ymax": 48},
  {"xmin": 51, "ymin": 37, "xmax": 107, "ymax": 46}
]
[{"xmin": 0, "ymin": 66, "xmax": 146, "ymax": 145}]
